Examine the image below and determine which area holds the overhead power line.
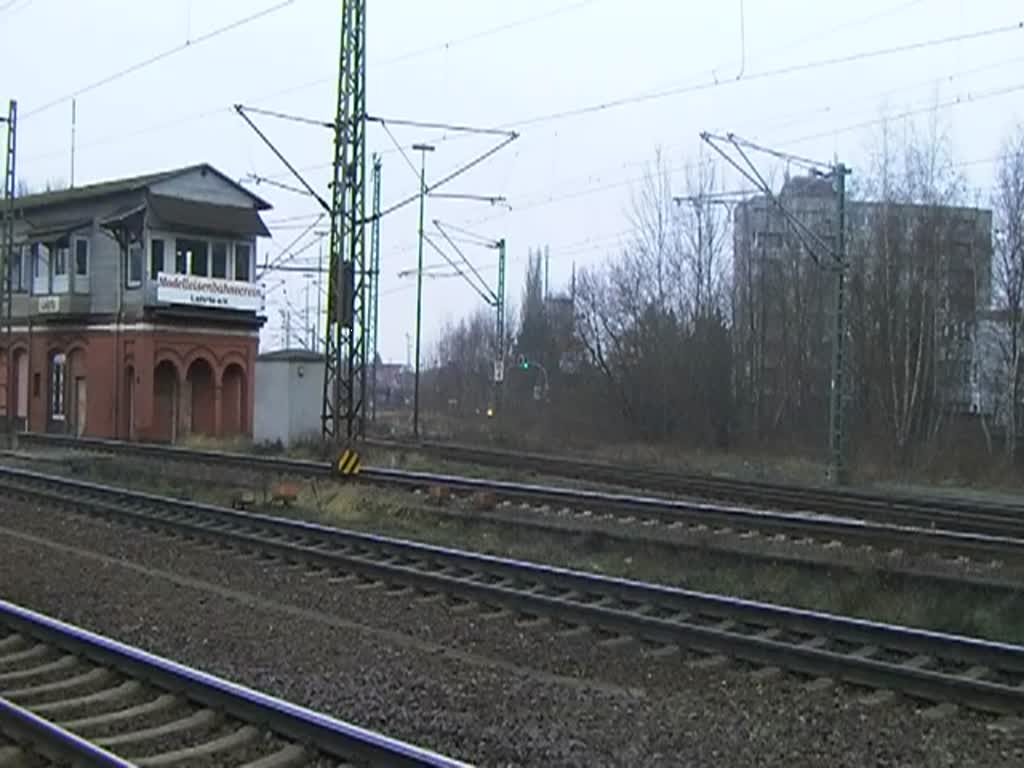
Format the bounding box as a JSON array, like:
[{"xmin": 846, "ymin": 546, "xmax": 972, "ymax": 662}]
[
  {"xmin": 502, "ymin": 20, "xmax": 1024, "ymax": 129},
  {"xmin": 779, "ymin": 80, "xmax": 1024, "ymax": 147},
  {"xmin": 15, "ymin": 2, "xmax": 967, "ymax": 166},
  {"xmin": 366, "ymin": 116, "xmax": 513, "ymax": 137},
  {"xmin": 244, "ymin": 173, "xmax": 317, "ymax": 199},
  {"xmin": 440, "ymin": 77, "xmax": 1024, "ymax": 238},
  {"xmin": 378, "ymin": 0, "xmax": 603, "ymax": 67},
  {"xmin": 22, "ymin": 0, "xmax": 299, "ymax": 120},
  {"xmin": 230, "ymin": 105, "xmax": 333, "ymax": 129},
  {"xmin": 258, "ymin": 213, "xmax": 325, "ymax": 278},
  {"xmin": 379, "ymin": 120, "xmax": 421, "ymax": 179},
  {"xmin": 0, "ymin": 0, "xmax": 31, "ymax": 14},
  {"xmin": 372, "ymin": 132, "xmax": 519, "ymax": 224},
  {"xmin": 89, "ymin": 0, "xmax": 602, "ymax": 152},
  {"xmin": 375, "ymin": 53, "xmax": 1017, "ymax": 240}
]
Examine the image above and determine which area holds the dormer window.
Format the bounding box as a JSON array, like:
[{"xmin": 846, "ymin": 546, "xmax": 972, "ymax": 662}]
[
  {"xmin": 189, "ymin": 242, "xmax": 209, "ymax": 276},
  {"xmin": 31, "ymin": 242, "xmax": 50, "ymax": 295},
  {"xmin": 234, "ymin": 242, "xmax": 251, "ymax": 282},
  {"xmin": 127, "ymin": 241, "xmax": 143, "ymax": 288},
  {"xmin": 53, "ymin": 246, "xmax": 68, "ymax": 277},
  {"xmin": 150, "ymin": 238, "xmax": 165, "ymax": 279},
  {"xmin": 212, "ymin": 243, "xmax": 228, "ymax": 279},
  {"xmin": 9, "ymin": 245, "xmax": 27, "ymax": 293},
  {"xmin": 175, "ymin": 238, "xmax": 208, "ymax": 277}
]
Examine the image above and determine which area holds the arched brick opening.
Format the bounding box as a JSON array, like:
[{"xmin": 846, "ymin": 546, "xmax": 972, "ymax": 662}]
[
  {"xmin": 221, "ymin": 363, "xmax": 246, "ymax": 436},
  {"xmin": 0, "ymin": 351, "xmax": 7, "ymax": 426},
  {"xmin": 11, "ymin": 349, "xmax": 27, "ymax": 430},
  {"xmin": 67, "ymin": 349, "xmax": 87, "ymax": 437},
  {"xmin": 47, "ymin": 350, "xmax": 67, "ymax": 433},
  {"xmin": 122, "ymin": 365, "xmax": 135, "ymax": 440},
  {"xmin": 0, "ymin": 351, "xmax": 7, "ymax": 429},
  {"xmin": 186, "ymin": 358, "xmax": 216, "ymax": 437},
  {"xmin": 153, "ymin": 360, "xmax": 179, "ymax": 442}
]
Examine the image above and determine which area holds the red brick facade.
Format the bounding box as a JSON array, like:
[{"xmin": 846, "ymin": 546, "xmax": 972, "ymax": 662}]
[{"xmin": 1, "ymin": 324, "xmax": 257, "ymax": 442}]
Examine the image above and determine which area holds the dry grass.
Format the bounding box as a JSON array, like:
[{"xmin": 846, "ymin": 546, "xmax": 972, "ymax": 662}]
[
  {"xmin": 370, "ymin": 410, "xmax": 1024, "ymax": 496},
  {"xmin": 181, "ymin": 434, "xmax": 255, "ymax": 454}
]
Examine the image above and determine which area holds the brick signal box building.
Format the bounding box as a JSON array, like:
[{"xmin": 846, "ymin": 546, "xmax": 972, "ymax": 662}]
[{"xmin": 1, "ymin": 163, "xmax": 272, "ymax": 441}]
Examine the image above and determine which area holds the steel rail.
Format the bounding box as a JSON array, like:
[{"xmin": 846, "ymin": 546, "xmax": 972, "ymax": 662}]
[
  {"xmin": 366, "ymin": 437, "xmax": 1024, "ymax": 528},
  {"xmin": 4, "ymin": 465, "xmax": 1024, "ymax": 715},
  {"xmin": 14, "ymin": 433, "xmax": 1024, "ymax": 559},
  {"xmin": 0, "ymin": 695, "xmax": 136, "ymax": 767},
  {"xmin": 23, "ymin": 432, "xmax": 1024, "ymax": 533},
  {"xmin": 0, "ymin": 598, "xmax": 470, "ymax": 767}
]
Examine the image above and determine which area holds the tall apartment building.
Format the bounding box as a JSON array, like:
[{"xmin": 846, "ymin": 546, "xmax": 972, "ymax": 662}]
[
  {"xmin": 0, "ymin": 163, "xmax": 272, "ymax": 441},
  {"xmin": 732, "ymin": 174, "xmax": 992, "ymax": 433}
]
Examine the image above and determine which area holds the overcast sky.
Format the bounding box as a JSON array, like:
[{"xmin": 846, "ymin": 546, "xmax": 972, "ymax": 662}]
[{"xmin": 2, "ymin": 0, "xmax": 1021, "ymax": 363}]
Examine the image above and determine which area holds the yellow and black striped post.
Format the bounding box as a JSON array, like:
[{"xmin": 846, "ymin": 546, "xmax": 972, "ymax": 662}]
[{"xmin": 336, "ymin": 448, "xmax": 361, "ymax": 476}]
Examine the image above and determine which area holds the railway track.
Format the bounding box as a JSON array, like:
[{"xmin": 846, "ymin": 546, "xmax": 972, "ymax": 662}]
[
  {"xmin": 0, "ymin": 599, "xmax": 468, "ymax": 767},
  {"xmin": 366, "ymin": 437, "xmax": 1024, "ymax": 531},
  {"xmin": 14, "ymin": 433, "xmax": 1024, "ymax": 563},
  {"xmin": 3, "ymin": 464, "xmax": 1024, "ymax": 716}
]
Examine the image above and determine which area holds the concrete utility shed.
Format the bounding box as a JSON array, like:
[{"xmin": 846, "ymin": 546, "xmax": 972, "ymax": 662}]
[{"xmin": 253, "ymin": 349, "xmax": 325, "ymax": 447}]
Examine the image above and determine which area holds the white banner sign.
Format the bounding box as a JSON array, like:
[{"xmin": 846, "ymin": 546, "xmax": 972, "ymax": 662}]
[{"xmin": 156, "ymin": 272, "xmax": 263, "ymax": 312}]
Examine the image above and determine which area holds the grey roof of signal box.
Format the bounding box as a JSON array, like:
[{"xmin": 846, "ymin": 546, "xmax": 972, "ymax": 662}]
[{"xmin": 12, "ymin": 163, "xmax": 273, "ymax": 212}]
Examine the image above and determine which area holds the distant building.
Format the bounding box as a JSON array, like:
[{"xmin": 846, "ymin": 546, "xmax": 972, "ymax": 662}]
[
  {"xmin": 733, "ymin": 174, "xmax": 992, "ymax": 425},
  {"xmin": 253, "ymin": 349, "xmax": 324, "ymax": 446},
  {"xmin": 1, "ymin": 163, "xmax": 271, "ymax": 441},
  {"xmin": 972, "ymin": 308, "xmax": 1023, "ymax": 426},
  {"xmin": 372, "ymin": 358, "xmax": 409, "ymax": 409},
  {"xmin": 544, "ymin": 293, "xmax": 580, "ymax": 373}
]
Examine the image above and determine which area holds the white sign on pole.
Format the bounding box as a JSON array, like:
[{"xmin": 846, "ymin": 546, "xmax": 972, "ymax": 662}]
[
  {"xmin": 494, "ymin": 360, "xmax": 504, "ymax": 383},
  {"xmin": 156, "ymin": 272, "xmax": 263, "ymax": 312}
]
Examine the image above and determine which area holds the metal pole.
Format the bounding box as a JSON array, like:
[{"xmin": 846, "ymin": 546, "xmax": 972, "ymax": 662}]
[
  {"xmin": 412, "ymin": 143, "xmax": 434, "ymax": 438},
  {"xmin": 829, "ymin": 162, "xmax": 849, "ymax": 485},
  {"xmin": 70, "ymin": 99, "xmax": 76, "ymax": 188},
  {"xmin": 315, "ymin": 237, "xmax": 323, "ymax": 353},
  {"xmin": 321, "ymin": 0, "xmax": 367, "ymax": 443},
  {"xmin": 304, "ymin": 277, "xmax": 311, "ymax": 349},
  {"xmin": 495, "ymin": 237, "xmax": 506, "ymax": 413},
  {"xmin": 2, "ymin": 100, "xmax": 16, "ymax": 444},
  {"xmin": 369, "ymin": 155, "xmax": 382, "ymax": 423}
]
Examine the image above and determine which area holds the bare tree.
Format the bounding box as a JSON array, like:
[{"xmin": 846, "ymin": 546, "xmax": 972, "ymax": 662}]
[
  {"xmin": 627, "ymin": 148, "xmax": 681, "ymax": 313},
  {"xmin": 16, "ymin": 177, "xmax": 68, "ymax": 196},
  {"xmin": 573, "ymin": 264, "xmax": 634, "ymax": 425},
  {"xmin": 991, "ymin": 126, "xmax": 1024, "ymax": 456},
  {"xmin": 429, "ymin": 307, "xmax": 495, "ymax": 416},
  {"xmin": 573, "ymin": 150, "xmax": 734, "ymax": 445},
  {"xmin": 855, "ymin": 113, "xmax": 971, "ymax": 462},
  {"xmin": 675, "ymin": 150, "xmax": 730, "ymax": 323}
]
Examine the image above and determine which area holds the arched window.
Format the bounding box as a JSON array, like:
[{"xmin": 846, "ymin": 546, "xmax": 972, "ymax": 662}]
[{"xmin": 50, "ymin": 353, "xmax": 66, "ymax": 421}]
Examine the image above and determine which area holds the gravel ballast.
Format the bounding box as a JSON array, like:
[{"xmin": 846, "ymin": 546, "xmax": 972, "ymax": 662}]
[{"xmin": 0, "ymin": 500, "xmax": 1021, "ymax": 766}]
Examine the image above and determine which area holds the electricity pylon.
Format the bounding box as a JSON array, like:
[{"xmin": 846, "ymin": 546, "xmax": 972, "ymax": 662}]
[{"xmin": 702, "ymin": 131, "xmax": 851, "ymax": 484}]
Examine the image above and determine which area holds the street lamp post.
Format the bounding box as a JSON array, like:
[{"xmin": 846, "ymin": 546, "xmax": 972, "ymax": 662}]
[{"xmin": 412, "ymin": 143, "xmax": 435, "ymax": 438}]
